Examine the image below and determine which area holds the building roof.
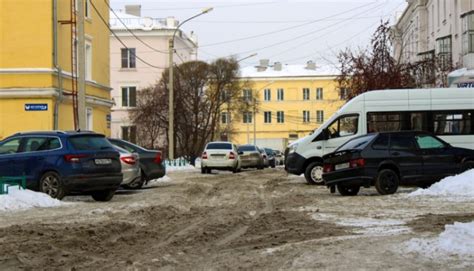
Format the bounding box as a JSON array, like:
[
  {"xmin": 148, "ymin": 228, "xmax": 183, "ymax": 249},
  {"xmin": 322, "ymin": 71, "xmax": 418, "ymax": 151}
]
[
  {"xmin": 239, "ymin": 64, "xmax": 340, "ymax": 78},
  {"xmin": 110, "ymin": 11, "xmax": 169, "ymax": 30}
]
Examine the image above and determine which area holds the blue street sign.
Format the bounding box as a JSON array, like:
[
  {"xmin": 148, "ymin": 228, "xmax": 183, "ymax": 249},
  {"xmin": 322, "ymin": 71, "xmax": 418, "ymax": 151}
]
[{"xmin": 25, "ymin": 104, "xmax": 48, "ymax": 111}]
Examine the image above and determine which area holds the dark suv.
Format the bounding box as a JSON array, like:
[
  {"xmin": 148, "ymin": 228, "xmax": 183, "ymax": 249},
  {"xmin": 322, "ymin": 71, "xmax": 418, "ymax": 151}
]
[
  {"xmin": 322, "ymin": 131, "xmax": 474, "ymax": 196},
  {"xmin": 0, "ymin": 131, "xmax": 122, "ymax": 201}
]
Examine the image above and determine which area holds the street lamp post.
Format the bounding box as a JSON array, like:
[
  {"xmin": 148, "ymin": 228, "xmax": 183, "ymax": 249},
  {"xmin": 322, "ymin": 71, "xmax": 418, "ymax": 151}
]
[{"xmin": 168, "ymin": 7, "xmax": 213, "ymax": 160}]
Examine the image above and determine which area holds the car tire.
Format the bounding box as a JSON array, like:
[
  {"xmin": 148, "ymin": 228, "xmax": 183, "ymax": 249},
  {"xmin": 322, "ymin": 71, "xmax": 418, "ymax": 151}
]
[
  {"xmin": 207, "ymin": 168, "xmax": 212, "ymax": 174},
  {"xmin": 337, "ymin": 184, "xmax": 360, "ymax": 196},
  {"xmin": 461, "ymin": 161, "xmax": 474, "ymax": 172},
  {"xmin": 122, "ymin": 175, "xmax": 145, "ymax": 189},
  {"xmin": 304, "ymin": 162, "xmax": 324, "ymax": 185},
  {"xmin": 91, "ymin": 189, "xmax": 116, "ymax": 202},
  {"xmin": 39, "ymin": 171, "xmax": 67, "ymax": 200},
  {"xmin": 375, "ymin": 169, "xmax": 399, "ymax": 195},
  {"xmin": 232, "ymin": 166, "xmax": 238, "ymax": 173},
  {"xmin": 201, "ymin": 167, "xmax": 206, "ymax": 174}
]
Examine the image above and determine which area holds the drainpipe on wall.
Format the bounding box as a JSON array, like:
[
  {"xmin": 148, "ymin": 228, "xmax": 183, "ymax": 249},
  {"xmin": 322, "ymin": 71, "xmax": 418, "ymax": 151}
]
[{"xmin": 52, "ymin": 0, "xmax": 62, "ymax": 130}]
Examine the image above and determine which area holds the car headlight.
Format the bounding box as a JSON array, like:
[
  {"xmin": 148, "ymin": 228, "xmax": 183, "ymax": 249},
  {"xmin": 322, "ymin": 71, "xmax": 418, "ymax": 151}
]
[{"xmin": 289, "ymin": 143, "xmax": 299, "ymax": 154}]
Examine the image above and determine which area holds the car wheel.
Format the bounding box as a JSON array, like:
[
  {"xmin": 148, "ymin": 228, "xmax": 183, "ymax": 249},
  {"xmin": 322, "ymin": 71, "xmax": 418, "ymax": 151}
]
[
  {"xmin": 39, "ymin": 171, "xmax": 66, "ymax": 200},
  {"xmin": 461, "ymin": 161, "xmax": 474, "ymax": 172},
  {"xmin": 232, "ymin": 166, "xmax": 238, "ymax": 173},
  {"xmin": 337, "ymin": 184, "xmax": 360, "ymax": 196},
  {"xmin": 122, "ymin": 175, "xmax": 145, "ymax": 189},
  {"xmin": 201, "ymin": 167, "xmax": 206, "ymax": 174},
  {"xmin": 304, "ymin": 162, "xmax": 324, "ymax": 185},
  {"xmin": 207, "ymin": 168, "xmax": 212, "ymax": 174},
  {"xmin": 91, "ymin": 189, "xmax": 116, "ymax": 202},
  {"xmin": 375, "ymin": 169, "xmax": 399, "ymax": 195}
]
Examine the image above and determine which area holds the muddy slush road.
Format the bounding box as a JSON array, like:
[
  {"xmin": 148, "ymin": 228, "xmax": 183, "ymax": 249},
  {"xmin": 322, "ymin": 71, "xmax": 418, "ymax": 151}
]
[{"xmin": 0, "ymin": 168, "xmax": 473, "ymax": 270}]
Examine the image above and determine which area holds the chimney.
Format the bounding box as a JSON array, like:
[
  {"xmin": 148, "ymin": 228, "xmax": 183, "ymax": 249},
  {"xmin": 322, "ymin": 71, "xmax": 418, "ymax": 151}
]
[
  {"xmin": 273, "ymin": 62, "xmax": 282, "ymax": 71},
  {"xmin": 125, "ymin": 5, "xmax": 141, "ymax": 17},
  {"xmin": 257, "ymin": 59, "xmax": 269, "ymax": 72},
  {"xmin": 306, "ymin": 60, "xmax": 316, "ymax": 70}
]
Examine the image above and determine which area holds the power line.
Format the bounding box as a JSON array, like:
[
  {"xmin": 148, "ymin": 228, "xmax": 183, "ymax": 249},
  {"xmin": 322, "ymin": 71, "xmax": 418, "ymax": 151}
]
[
  {"xmin": 191, "ymin": 16, "xmax": 386, "ymax": 24},
  {"xmin": 111, "ymin": 1, "xmax": 279, "ymax": 11},
  {"xmin": 90, "ymin": 0, "xmax": 167, "ymax": 69}
]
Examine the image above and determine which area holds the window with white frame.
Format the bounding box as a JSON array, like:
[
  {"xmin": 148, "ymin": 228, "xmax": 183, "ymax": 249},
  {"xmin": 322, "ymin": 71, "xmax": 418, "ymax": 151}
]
[
  {"xmin": 85, "ymin": 0, "xmax": 90, "ymax": 18},
  {"xmin": 277, "ymin": 111, "xmax": 284, "ymax": 123},
  {"xmin": 316, "ymin": 110, "xmax": 324, "ymax": 123},
  {"xmin": 264, "ymin": 88, "xmax": 271, "ymax": 101},
  {"xmin": 463, "ymin": 12, "xmax": 474, "ymax": 54},
  {"xmin": 122, "ymin": 126, "xmax": 137, "ymax": 143},
  {"xmin": 86, "ymin": 107, "xmax": 93, "ymax": 130},
  {"xmin": 121, "ymin": 48, "xmax": 136, "ymax": 68},
  {"xmin": 316, "ymin": 88, "xmax": 323, "ymax": 100},
  {"xmin": 437, "ymin": 35, "xmax": 452, "ymax": 69},
  {"xmin": 243, "ymin": 112, "xmax": 252, "ymax": 123},
  {"xmin": 221, "ymin": 112, "xmax": 230, "ymax": 124},
  {"xmin": 302, "ymin": 88, "xmax": 310, "ymax": 100},
  {"xmin": 277, "ymin": 88, "xmax": 284, "ymax": 101},
  {"xmin": 303, "ymin": 110, "xmax": 310, "ymax": 123},
  {"xmin": 220, "ymin": 90, "xmax": 229, "ymax": 101},
  {"xmin": 122, "ymin": 86, "xmax": 137, "ymax": 107},
  {"xmin": 264, "ymin": 111, "xmax": 272, "ymax": 123},
  {"xmin": 243, "ymin": 89, "xmax": 252, "ymax": 102},
  {"xmin": 85, "ymin": 43, "xmax": 92, "ymax": 80},
  {"xmin": 340, "ymin": 88, "xmax": 350, "ymax": 100}
]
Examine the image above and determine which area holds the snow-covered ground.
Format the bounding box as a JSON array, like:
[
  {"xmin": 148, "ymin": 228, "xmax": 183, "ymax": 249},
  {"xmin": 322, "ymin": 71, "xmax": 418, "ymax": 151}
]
[
  {"xmin": 0, "ymin": 187, "xmax": 64, "ymax": 212},
  {"xmin": 166, "ymin": 164, "xmax": 196, "ymax": 172},
  {"xmin": 408, "ymin": 169, "xmax": 474, "ymax": 199}
]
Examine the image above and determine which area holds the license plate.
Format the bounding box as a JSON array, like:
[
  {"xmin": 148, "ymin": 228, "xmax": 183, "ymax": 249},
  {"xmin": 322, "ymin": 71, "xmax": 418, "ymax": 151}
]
[
  {"xmin": 95, "ymin": 158, "xmax": 112, "ymax": 165},
  {"xmin": 335, "ymin": 162, "xmax": 349, "ymax": 170}
]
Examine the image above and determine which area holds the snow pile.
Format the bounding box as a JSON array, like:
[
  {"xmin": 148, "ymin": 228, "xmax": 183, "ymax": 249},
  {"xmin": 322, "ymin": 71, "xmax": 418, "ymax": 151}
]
[
  {"xmin": 146, "ymin": 175, "xmax": 173, "ymax": 187},
  {"xmin": 407, "ymin": 221, "xmax": 474, "ymax": 256},
  {"xmin": 166, "ymin": 164, "xmax": 196, "ymax": 172},
  {"xmin": 408, "ymin": 169, "xmax": 474, "ymax": 198},
  {"xmin": 0, "ymin": 187, "xmax": 64, "ymax": 212}
]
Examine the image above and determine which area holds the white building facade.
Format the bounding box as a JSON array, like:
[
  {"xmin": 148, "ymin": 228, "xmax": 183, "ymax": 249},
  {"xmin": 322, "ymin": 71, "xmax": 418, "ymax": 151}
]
[
  {"xmin": 110, "ymin": 5, "xmax": 197, "ymax": 143},
  {"xmin": 393, "ymin": 0, "xmax": 474, "ymax": 86}
]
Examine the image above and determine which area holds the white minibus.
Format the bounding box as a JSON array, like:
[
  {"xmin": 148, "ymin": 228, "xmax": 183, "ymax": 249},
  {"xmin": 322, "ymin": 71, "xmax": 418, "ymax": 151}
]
[{"xmin": 285, "ymin": 88, "xmax": 474, "ymax": 185}]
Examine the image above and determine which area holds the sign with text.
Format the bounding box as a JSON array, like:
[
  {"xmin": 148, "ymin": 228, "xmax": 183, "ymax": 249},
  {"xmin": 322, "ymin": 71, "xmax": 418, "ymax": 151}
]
[{"xmin": 25, "ymin": 104, "xmax": 48, "ymax": 111}]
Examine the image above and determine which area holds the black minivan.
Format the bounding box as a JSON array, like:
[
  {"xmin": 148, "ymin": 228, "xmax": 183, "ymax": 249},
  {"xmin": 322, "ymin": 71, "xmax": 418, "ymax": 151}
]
[{"xmin": 322, "ymin": 131, "xmax": 474, "ymax": 196}]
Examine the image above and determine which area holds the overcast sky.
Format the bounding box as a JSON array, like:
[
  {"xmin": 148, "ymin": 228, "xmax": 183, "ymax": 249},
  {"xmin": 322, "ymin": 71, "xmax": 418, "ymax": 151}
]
[{"xmin": 110, "ymin": 0, "xmax": 407, "ymax": 68}]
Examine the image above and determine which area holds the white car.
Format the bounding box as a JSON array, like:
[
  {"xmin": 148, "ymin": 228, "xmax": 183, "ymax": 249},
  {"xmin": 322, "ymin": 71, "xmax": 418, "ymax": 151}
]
[{"xmin": 201, "ymin": 141, "xmax": 241, "ymax": 174}]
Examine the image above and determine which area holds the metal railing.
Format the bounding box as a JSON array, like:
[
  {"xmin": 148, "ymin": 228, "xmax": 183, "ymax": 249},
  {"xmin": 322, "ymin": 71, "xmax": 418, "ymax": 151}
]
[{"xmin": 0, "ymin": 176, "xmax": 26, "ymax": 195}]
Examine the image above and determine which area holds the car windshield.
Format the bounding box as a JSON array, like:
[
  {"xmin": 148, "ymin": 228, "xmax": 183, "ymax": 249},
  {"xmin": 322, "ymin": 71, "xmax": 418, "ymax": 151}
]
[
  {"xmin": 264, "ymin": 148, "xmax": 273, "ymax": 155},
  {"xmin": 69, "ymin": 135, "xmax": 114, "ymax": 151},
  {"xmin": 206, "ymin": 143, "xmax": 232, "ymax": 150},
  {"xmin": 336, "ymin": 134, "xmax": 376, "ymax": 152},
  {"xmin": 238, "ymin": 145, "xmax": 256, "ymax": 152}
]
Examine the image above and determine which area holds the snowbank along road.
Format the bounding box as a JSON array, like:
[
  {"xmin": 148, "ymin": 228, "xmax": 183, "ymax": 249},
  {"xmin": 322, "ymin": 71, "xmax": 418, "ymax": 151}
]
[{"xmin": 0, "ymin": 168, "xmax": 473, "ymax": 270}]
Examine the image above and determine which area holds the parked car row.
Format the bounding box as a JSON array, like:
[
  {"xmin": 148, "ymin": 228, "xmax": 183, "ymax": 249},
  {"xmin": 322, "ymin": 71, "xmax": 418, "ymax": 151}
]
[
  {"xmin": 200, "ymin": 141, "xmax": 284, "ymax": 174},
  {"xmin": 0, "ymin": 131, "xmax": 165, "ymax": 201}
]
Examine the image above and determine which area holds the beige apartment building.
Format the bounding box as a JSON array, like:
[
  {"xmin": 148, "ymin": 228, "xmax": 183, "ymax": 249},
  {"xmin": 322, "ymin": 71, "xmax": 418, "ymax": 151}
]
[
  {"xmin": 110, "ymin": 5, "xmax": 197, "ymax": 143},
  {"xmin": 393, "ymin": 0, "xmax": 474, "ymax": 86}
]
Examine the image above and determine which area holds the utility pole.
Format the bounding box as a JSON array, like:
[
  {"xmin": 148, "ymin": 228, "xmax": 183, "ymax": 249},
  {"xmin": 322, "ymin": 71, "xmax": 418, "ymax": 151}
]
[
  {"xmin": 253, "ymin": 97, "xmax": 256, "ymax": 145},
  {"xmin": 168, "ymin": 38, "xmax": 174, "ymax": 160},
  {"xmin": 77, "ymin": 0, "xmax": 86, "ymax": 130}
]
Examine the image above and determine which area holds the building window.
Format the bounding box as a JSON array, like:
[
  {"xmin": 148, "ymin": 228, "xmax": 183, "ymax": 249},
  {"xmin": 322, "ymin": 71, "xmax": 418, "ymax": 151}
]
[
  {"xmin": 243, "ymin": 89, "xmax": 252, "ymax": 102},
  {"xmin": 316, "ymin": 88, "xmax": 323, "ymax": 100},
  {"xmin": 277, "ymin": 111, "xmax": 284, "ymax": 123},
  {"xmin": 85, "ymin": 0, "xmax": 90, "ymax": 18},
  {"xmin": 122, "ymin": 126, "xmax": 137, "ymax": 143},
  {"xmin": 462, "ymin": 12, "xmax": 474, "ymax": 54},
  {"xmin": 122, "ymin": 86, "xmax": 137, "ymax": 107},
  {"xmin": 264, "ymin": 111, "xmax": 272, "ymax": 123},
  {"xmin": 302, "ymin": 88, "xmax": 310, "ymax": 100},
  {"xmin": 340, "ymin": 88, "xmax": 350, "ymax": 100},
  {"xmin": 220, "ymin": 90, "xmax": 229, "ymax": 102},
  {"xmin": 85, "ymin": 43, "xmax": 92, "ymax": 80},
  {"xmin": 243, "ymin": 112, "xmax": 252, "ymax": 124},
  {"xmin": 221, "ymin": 112, "xmax": 230, "ymax": 124},
  {"xmin": 316, "ymin": 110, "xmax": 324, "ymax": 123},
  {"xmin": 437, "ymin": 35, "xmax": 452, "ymax": 69},
  {"xmin": 121, "ymin": 48, "xmax": 136, "ymax": 68},
  {"xmin": 303, "ymin": 110, "xmax": 310, "ymax": 123},
  {"xmin": 86, "ymin": 107, "xmax": 93, "ymax": 130},
  {"xmin": 264, "ymin": 88, "xmax": 271, "ymax": 101},
  {"xmin": 277, "ymin": 88, "xmax": 284, "ymax": 101}
]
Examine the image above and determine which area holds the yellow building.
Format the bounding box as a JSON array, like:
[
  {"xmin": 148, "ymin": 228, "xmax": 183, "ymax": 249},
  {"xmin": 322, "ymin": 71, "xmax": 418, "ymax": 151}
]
[
  {"xmin": 0, "ymin": 0, "xmax": 112, "ymax": 140},
  {"xmin": 225, "ymin": 60, "xmax": 347, "ymax": 150}
]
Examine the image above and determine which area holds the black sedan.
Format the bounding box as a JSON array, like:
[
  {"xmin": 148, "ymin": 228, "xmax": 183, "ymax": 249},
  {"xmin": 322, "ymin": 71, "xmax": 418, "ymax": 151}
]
[
  {"xmin": 108, "ymin": 138, "xmax": 166, "ymax": 189},
  {"xmin": 322, "ymin": 131, "xmax": 474, "ymax": 196}
]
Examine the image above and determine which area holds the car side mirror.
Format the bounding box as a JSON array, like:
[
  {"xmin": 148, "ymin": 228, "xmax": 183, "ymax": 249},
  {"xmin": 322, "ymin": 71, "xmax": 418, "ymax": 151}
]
[{"xmin": 238, "ymin": 151, "xmax": 244, "ymax": 155}]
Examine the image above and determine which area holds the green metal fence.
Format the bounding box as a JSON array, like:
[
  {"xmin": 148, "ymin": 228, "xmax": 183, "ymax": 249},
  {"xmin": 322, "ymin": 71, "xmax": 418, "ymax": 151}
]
[
  {"xmin": 0, "ymin": 176, "xmax": 26, "ymax": 195},
  {"xmin": 164, "ymin": 158, "xmax": 190, "ymax": 167}
]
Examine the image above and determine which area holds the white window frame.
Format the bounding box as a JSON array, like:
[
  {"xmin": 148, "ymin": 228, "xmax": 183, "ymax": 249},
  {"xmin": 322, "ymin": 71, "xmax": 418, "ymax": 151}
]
[
  {"xmin": 86, "ymin": 107, "xmax": 93, "ymax": 130},
  {"xmin": 221, "ymin": 112, "xmax": 230, "ymax": 124},
  {"xmin": 303, "ymin": 110, "xmax": 310, "ymax": 123},
  {"xmin": 243, "ymin": 89, "xmax": 252, "ymax": 102},
  {"xmin": 316, "ymin": 88, "xmax": 323, "ymax": 100},
  {"xmin": 243, "ymin": 112, "xmax": 253, "ymax": 124},
  {"xmin": 277, "ymin": 111, "xmax": 284, "ymax": 123},
  {"xmin": 121, "ymin": 86, "xmax": 137, "ymax": 107},
  {"xmin": 264, "ymin": 88, "xmax": 271, "ymax": 101},
  {"xmin": 121, "ymin": 48, "xmax": 136, "ymax": 69},
  {"xmin": 264, "ymin": 111, "xmax": 272, "ymax": 123},
  {"xmin": 303, "ymin": 88, "xmax": 310, "ymax": 100},
  {"xmin": 85, "ymin": 42, "xmax": 92, "ymax": 81},
  {"xmin": 277, "ymin": 88, "xmax": 284, "ymax": 101},
  {"xmin": 316, "ymin": 110, "xmax": 324, "ymax": 123}
]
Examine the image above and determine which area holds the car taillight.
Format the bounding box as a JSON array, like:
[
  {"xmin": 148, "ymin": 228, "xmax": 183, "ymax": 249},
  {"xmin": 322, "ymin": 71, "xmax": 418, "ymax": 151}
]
[
  {"xmin": 229, "ymin": 152, "xmax": 235, "ymax": 160},
  {"xmin": 64, "ymin": 154, "xmax": 88, "ymax": 163},
  {"xmin": 121, "ymin": 156, "xmax": 136, "ymax": 165},
  {"xmin": 202, "ymin": 152, "xmax": 208, "ymax": 159},
  {"xmin": 154, "ymin": 152, "xmax": 162, "ymax": 164},
  {"xmin": 350, "ymin": 158, "xmax": 365, "ymax": 168},
  {"xmin": 323, "ymin": 164, "xmax": 333, "ymax": 173}
]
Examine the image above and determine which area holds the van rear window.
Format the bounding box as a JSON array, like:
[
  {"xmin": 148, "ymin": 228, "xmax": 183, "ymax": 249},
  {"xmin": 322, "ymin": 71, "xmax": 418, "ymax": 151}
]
[{"xmin": 69, "ymin": 135, "xmax": 113, "ymax": 151}]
